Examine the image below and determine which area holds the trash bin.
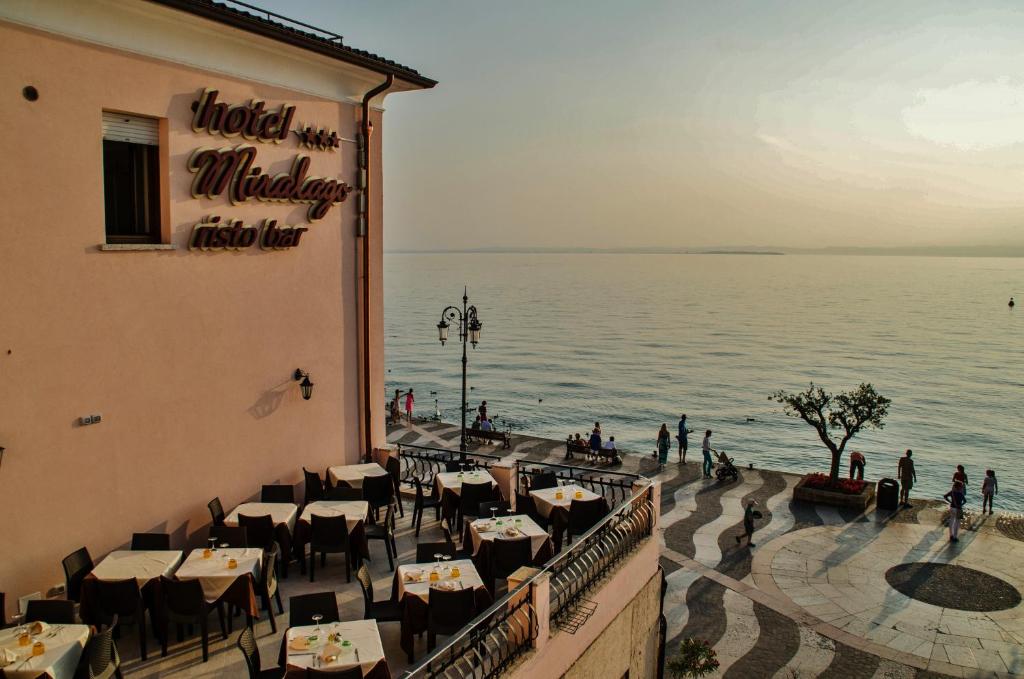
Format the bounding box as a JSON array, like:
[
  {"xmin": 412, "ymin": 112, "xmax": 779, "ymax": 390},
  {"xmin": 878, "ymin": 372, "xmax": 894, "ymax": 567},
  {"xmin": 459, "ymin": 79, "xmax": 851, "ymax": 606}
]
[{"xmin": 877, "ymin": 478, "xmax": 900, "ymax": 510}]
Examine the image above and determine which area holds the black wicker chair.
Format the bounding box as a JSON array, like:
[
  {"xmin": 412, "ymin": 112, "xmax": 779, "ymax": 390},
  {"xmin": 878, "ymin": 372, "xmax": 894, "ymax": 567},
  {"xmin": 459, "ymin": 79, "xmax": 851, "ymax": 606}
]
[
  {"xmin": 236, "ymin": 626, "xmax": 285, "ymax": 678},
  {"xmin": 159, "ymin": 576, "xmax": 227, "ymax": 662},
  {"xmin": 308, "ymin": 514, "xmax": 351, "ymax": 583},
  {"xmin": 354, "ymin": 564, "xmax": 402, "ymax": 623},
  {"xmin": 208, "ymin": 497, "xmax": 226, "ymax": 527},
  {"xmin": 130, "ymin": 532, "xmax": 170, "ymax": 551}
]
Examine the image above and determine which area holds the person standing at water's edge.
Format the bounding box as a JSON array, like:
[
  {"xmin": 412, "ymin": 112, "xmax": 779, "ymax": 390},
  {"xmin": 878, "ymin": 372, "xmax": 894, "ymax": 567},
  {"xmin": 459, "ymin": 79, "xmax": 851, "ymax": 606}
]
[
  {"xmin": 1010, "ymin": 297, "xmax": 1015, "ymax": 308},
  {"xmin": 657, "ymin": 424, "xmax": 671, "ymax": 471},
  {"xmin": 678, "ymin": 414, "xmax": 692, "ymax": 463},
  {"xmin": 701, "ymin": 430, "xmax": 713, "ymax": 479},
  {"xmin": 898, "ymin": 449, "xmax": 916, "ymax": 508},
  {"xmin": 953, "ymin": 464, "xmax": 968, "ymax": 488},
  {"xmin": 944, "ymin": 480, "xmax": 966, "ymax": 542},
  {"xmin": 589, "ymin": 427, "xmax": 602, "ymax": 461},
  {"xmin": 849, "ymin": 451, "xmax": 865, "ymax": 480},
  {"xmin": 404, "ymin": 388, "xmax": 415, "ymax": 424},
  {"xmin": 982, "ymin": 469, "xmax": 998, "ymax": 514}
]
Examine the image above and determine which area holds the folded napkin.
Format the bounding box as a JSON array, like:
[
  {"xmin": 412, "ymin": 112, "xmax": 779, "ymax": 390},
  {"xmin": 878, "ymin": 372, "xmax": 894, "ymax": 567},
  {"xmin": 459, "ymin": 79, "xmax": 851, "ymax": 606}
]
[
  {"xmin": 288, "ymin": 636, "xmax": 310, "ymax": 652},
  {"xmin": 403, "ymin": 569, "xmax": 423, "ymax": 583},
  {"xmin": 27, "ymin": 621, "xmax": 46, "ymax": 636},
  {"xmin": 320, "ymin": 642, "xmax": 341, "ymax": 662},
  {"xmin": 0, "ymin": 647, "xmax": 18, "ymax": 667},
  {"xmin": 432, "ymin": 580, "xmax": 458, "ymax": 591}
]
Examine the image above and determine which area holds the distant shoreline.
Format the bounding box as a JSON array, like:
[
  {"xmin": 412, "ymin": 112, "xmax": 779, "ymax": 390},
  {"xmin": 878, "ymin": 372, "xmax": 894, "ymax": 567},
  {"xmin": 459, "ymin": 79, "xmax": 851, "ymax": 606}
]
[{"xmin": 386, "ymin": 247, "xmax": 1024, "ymax": 258}]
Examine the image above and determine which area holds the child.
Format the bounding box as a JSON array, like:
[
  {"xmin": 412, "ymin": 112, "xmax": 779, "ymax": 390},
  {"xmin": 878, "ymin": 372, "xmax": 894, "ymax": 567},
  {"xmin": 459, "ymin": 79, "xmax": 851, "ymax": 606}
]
[{"xmin": 982, "ymin": 469, "xmax": 998, "ymax": 515}]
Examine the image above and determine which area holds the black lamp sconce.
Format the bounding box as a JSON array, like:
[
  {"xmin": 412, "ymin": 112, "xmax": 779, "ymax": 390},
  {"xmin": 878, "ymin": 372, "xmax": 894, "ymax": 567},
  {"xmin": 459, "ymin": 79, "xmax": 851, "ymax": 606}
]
[
  {"xmin": 0, "ymin": 446, "xmax": 6, "ymax": 469},
  {"xmin": 293, "ymin": 369, "xmax": 314, "ymax": 400}
]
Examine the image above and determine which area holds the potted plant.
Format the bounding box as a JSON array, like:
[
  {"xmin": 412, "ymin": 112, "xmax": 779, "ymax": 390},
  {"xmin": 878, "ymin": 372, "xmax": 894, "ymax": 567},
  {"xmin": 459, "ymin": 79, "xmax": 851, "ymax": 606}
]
[{"xmin": 667, "ymin": 638, "xmax": 719, "ymax": 679}]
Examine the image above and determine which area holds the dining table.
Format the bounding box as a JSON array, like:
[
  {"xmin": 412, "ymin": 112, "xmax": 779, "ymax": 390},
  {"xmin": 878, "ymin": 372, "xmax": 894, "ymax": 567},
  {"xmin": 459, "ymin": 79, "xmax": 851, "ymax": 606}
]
[
  {"xmin": 0, "ymin": 623, "xmax": 90, "ymax": 679},
  {"xmin": 433, "ymin": 470, "xmax": 496, "ymax": 497},
  {"xmin": 326, "ymin": 463, "xmax": 388, "ymax": 489},
  {"xmin": 528, "ymin": 484, "xmax": 601, "ymax": 519},
  {"xmin": 282, "ymin": 620, "xmax": 390, "ymax": 678},
  {"xmin": 224, "ymin": 502, "xmax": 297, "ymax": 574},
  {"xmin": 80, "ymin": 549, "xmax": 184, "ymax": 626},
  {"xmin": 466, "ymin": 514, "xmax": 550, "ymax": 560},
  {"xmin": 292, "ymin": 500, "xmax": 371, "ymax": 568},
  {"xmin": 174, "ymin": 547, "xmax": 262, "ymax": 617}
]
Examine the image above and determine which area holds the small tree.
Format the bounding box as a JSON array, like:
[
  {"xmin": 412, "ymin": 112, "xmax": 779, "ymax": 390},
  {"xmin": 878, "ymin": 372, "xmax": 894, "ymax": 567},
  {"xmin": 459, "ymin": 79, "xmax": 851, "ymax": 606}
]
[
  {"xmin": 770, "ymin": 382, "xmax": 890, "ymax": 484},
  {"xmin": 667, "ymin": 638, "xmax": 719, "ymax": 679}
]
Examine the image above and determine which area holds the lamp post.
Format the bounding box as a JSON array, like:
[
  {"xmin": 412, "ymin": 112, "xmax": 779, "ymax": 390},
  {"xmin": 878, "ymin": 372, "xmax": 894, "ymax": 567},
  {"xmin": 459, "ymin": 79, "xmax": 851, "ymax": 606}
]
[{"xmin": 436, "ymin": 287, "xmax": 482, "ymax": 452}]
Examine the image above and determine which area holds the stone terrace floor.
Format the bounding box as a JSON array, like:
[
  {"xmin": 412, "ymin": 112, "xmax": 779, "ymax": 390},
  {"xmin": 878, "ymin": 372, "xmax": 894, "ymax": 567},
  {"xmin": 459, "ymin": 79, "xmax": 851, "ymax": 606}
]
[{"xmin": 393, "ymin": 419, "xmax": 1024, "ymax": 679}]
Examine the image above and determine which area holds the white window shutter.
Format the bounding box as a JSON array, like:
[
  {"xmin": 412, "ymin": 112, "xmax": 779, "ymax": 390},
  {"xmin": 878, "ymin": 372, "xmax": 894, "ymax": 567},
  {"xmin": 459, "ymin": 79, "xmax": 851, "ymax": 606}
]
[{"xmin": 102, "ymin": 112, "xmax": 159, "ymax": 145}]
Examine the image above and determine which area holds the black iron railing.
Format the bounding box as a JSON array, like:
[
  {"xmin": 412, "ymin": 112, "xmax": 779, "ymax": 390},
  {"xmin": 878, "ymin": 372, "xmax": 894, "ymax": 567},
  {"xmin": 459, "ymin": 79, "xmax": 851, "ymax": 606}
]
[
  {"xmin": 396, "ymin": 443, "xmax": 502, "ymax": 487},
  {"xmin": 545, "ymin": 484, "xmax": 655, "ymax": 628},
  {"xmin": 400, "ymin": 582, "xmax": 537, "ymax": 679},
  {"xmin": 518, "ymin": 461, "xmax": 641, "ymax": 508}
]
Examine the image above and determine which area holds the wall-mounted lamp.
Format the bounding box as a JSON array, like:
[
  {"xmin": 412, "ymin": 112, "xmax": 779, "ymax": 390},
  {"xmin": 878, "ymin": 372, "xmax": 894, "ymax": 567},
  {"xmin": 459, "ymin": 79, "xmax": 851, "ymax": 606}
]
[
  {"xmin": 0, "ymin": 446, "xmax": 6, "ymax": 469},
  {"xmin": 293, "ymin": 369, "xmax": 314, "ymax": 400}
]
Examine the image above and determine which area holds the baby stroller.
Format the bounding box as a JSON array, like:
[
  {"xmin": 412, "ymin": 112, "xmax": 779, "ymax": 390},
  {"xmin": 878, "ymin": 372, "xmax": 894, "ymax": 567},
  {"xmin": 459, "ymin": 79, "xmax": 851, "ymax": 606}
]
[{"xmin": 715, "ymin": 450, "xmax": 739, "ymax": 482}]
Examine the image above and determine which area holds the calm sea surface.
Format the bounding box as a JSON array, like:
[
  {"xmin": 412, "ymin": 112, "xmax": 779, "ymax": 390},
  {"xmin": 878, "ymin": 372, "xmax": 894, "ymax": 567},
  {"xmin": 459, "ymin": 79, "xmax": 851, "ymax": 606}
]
[{"xmin": 385, "ymin": 254, "xmax": 1023, "ymax": 510}]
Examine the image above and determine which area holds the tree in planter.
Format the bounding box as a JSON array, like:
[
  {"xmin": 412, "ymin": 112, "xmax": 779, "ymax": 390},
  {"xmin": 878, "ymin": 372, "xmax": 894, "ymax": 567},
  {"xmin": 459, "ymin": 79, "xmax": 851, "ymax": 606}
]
[
  {"xmin": 667, "ymin": 638, "xmax": 719, "ymax": 679},
  {"xmin": 770, "ymin": 382, "xmax": 890, "ymax": 484}
]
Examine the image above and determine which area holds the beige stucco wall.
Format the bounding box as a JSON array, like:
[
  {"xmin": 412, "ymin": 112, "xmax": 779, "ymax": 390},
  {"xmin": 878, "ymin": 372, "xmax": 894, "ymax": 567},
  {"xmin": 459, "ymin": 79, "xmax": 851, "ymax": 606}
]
[{"xmin": 0, "ymin": 19, "xmax": 388, "ymax": 613}]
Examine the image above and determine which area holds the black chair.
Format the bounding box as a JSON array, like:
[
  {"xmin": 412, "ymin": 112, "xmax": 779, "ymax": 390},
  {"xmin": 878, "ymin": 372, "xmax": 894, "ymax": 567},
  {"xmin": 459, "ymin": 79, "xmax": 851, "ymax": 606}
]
[
  {"xmin": 238, "ymin": 515, "xmax": 276, "ymax": 551},
  {"xmin": 415, "ymin": 541, "xmax": 457, "ymax": 563},
  {"xmin": 208, "ymin": 497, "xmax": 226, "ymax": 527},
  {"xmin": 309, "ymin": 514, "xmax": 351, "ymax": 583},
  {"xmin": 62, "ymin": 547, "xmax": 93, "ymax": 603},
  {"xmin": 257, "ymin": 544, "xmax": 284, "ymax": 634},
  {"xmin": 427, "ymin": 587, "xmax": 477, "ymax": 651},
  {"xmin": 83, "ymin": 613, "xmax": 120, "ymax": 679},
  {"xmin": 568, "ymin": 498, "xmax": 608, "ymax": 543},
  {"xmin": 288, "ymin": 592, "xmax": 340, "ymax": 627},
  {"xmin": 515, "ymin": 493, "xmax": 549, "ymax": 531},
  {"xmin": 303, "ymin": 468, "xmax": 325, "ymax": 505},
  {"xmin": 444, "ymin": 461, "xmax": 462, "ymax": 473},
  {"xmin": 385, "ymin": 456, "xmax": 405, "ymax": 518},
  {"xmin": 530, "ymin": 472, "xmax": 559, "ymax": 491},
  {"xmin": 25, "ymin": 599, "xmax": 75, "ymax": 624},
  {"xmin": 411, "ymin": 477, "xmax": 442, "ymax": 537},
  {"xmin": 307, "ymin": 667, "xmax": 362, "ymax": 678},
  {"xmin": 458, "ymin": 481, "xmax": 495, "ymax": 528},
  {"xmin": 261, "ymin": 484, "xmax": 295, "ymax": 504},
  {"xmin": 326, "ymin": 486, "xmax": 363, "ymax": 501},
  {"xmin": 478, "ymin": 500, "xmax": 511, "ymax": 518},
  {"xmin": 441, "ymin": 525, "xmax": 471, "ymax": 559},
  {"xmin": 159, "ymin": 576, "xmax": 226, "ymax": 662},
  {"xmin": 491, "ymin": 536, "xmax": 533, "ymax": 587},
  {"xmin": 237, "ymin": 626, "xmax": 284, "ymax": 678},
  {"xmin": 362, "ymin": 474, "xmax": 394, "ymax": 519},
  {"xmin": 131, "ymin": 532, "xmax": 170, "ymax": 551},
  {"xmin": 354, "ymin": 564, "xmax": 402, "ymax": 623},
  {"xmin": 0, "ymin": 591, "xmax": 6, "ymax": 628},
  {"xmin": 94, "ymin": 578, "xmax": 148, "ymax": 661},
  {"xmin": 209, "ymin": 525, "xmax": 248, "ymax": 548},
  {"xmin": 365, "ymin": 504, "xmax": 397, "ymax": 571}
]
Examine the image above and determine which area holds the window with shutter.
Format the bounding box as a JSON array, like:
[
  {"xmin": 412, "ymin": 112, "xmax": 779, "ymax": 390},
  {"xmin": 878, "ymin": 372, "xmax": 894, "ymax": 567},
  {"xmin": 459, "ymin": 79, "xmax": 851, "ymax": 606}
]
[{"xmin": 101, "ymin": 112, "xmax": 162, "ymax": 244}]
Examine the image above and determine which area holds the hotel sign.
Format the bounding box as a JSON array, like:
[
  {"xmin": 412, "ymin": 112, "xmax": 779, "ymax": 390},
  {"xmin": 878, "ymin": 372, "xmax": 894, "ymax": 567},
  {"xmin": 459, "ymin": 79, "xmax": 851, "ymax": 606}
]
[{"xmin": 186, "ymin": 88, "xmax": 351, "ymax": 251}]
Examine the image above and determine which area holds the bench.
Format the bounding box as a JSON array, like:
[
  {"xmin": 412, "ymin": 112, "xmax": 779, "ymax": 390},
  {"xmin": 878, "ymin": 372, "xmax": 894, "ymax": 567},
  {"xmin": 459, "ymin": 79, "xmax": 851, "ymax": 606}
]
[
  {"xmin": 565, "ymin": 441, "xmax": 589, "ymax": 459},
  {"xmin": 565, "ymin": 440, "xmax": 621, "ymax": 464},
  {"xmin": 467, "ymin": 427, "xmax": 511, "ymax": 449}
]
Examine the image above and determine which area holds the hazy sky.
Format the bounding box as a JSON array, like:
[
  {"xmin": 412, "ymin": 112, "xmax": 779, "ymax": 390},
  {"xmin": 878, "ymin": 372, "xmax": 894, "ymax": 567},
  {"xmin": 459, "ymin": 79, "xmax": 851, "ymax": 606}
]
[{"xmin": 265, "ymin": 1, "xmax": 1024, "ymax": 250}]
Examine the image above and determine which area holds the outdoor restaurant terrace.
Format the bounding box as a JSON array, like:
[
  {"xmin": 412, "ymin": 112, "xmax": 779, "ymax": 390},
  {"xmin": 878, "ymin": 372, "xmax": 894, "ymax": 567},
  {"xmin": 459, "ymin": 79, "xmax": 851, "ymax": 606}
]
[{"xmin": 2, "ymin": 442, "xmax": 661, "ymax": 678}]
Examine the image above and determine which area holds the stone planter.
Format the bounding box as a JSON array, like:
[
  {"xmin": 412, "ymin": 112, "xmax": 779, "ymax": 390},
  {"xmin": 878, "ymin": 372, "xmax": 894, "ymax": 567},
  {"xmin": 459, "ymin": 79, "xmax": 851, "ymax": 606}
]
[{"xmin": 792, "ymin": 476, "xmax": 875, "ymax": 510}]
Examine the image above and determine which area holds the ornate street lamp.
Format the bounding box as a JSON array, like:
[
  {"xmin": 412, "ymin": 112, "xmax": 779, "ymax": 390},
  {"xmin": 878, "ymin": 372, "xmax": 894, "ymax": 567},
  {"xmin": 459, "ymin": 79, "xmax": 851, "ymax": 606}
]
[
  {"xmin": 293, "ymin": 369, "xmax": 314, "ymax": 400},
  {"xmin": 437, "ymin": 287, "xmax": 482, "ymax": 452}
]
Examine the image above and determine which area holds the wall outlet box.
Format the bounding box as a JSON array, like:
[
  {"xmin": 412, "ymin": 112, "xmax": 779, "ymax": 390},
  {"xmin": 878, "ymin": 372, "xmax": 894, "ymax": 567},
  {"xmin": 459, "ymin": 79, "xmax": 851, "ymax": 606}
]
[
  {"xmin": 78, "ymin": 414, "xmax": 102, "ymax": 426},
  {"xmin": 92, "ymin": 413, "xmax": 102, "ymax": 424},
  {"xmin": 48, "ymin": 583, "xmax": 66, "ymax": 597}
]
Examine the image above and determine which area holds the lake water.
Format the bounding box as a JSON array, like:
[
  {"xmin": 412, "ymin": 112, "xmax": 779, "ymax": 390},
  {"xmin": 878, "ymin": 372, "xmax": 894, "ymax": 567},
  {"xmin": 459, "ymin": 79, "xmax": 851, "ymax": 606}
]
[{"xmin": 385, "ymin": 253, "xmax": 1023, "ymax": 510}]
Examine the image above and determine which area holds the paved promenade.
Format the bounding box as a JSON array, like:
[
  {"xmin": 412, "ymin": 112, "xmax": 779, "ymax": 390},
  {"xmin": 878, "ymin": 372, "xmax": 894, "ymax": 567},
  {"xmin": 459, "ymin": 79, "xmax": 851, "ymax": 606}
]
[{"xmin": 389, "ymin": 420, "xmax": 1024, "ymax": 679}]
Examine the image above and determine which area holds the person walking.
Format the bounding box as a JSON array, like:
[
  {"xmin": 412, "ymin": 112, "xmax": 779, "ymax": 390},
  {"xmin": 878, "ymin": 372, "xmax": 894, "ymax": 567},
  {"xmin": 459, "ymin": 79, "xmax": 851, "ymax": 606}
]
[
  {"xmin": 677, "ymin": 414, "xmax": 692, "ymax": 464},
  {"xmin": 390, "ymin": 389, "xmax": 402, "ymax": 425},
  {"xmin": 656, "ymin": 424, "xmax": 671, "ymax": 471},
  {"xmin": 701, "ymin": 430, "xmax": 713, "ymax": 479},
  {"xmin": 404, "ymin": 387, "xmax": 415, "ymax": 424},
  {"xmin": 898, "ymin": 449, "xmax": 916, "ymax": 508},
  {"xmin": 982, "ymin": 469, "xmax": 998, "ymax": 514},
  {"xmin": 735, "ymin": 500, "xmax": 762, "ymax": 547},
  {"xmin": 849, "ymin": 451, "xmax": 865, "ymax": 480},
  {"xmin": 944, "ymin": 480, "xmax": 966, "ymax": 542}
]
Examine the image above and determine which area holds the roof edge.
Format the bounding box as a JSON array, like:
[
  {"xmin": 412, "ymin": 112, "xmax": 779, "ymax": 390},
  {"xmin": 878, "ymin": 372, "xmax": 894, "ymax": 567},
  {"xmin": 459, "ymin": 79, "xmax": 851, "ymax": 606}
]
[{"xmin": 144, "ymin": 0, "xmax": 437, "ymax": 89}]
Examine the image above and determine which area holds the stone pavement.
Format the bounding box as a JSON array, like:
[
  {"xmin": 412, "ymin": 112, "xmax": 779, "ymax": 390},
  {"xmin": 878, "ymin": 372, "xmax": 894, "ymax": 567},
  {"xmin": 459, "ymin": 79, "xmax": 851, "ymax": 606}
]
[{"xmin": 391, "ymin": 420, "xmax": 1024, "ymax": 679}]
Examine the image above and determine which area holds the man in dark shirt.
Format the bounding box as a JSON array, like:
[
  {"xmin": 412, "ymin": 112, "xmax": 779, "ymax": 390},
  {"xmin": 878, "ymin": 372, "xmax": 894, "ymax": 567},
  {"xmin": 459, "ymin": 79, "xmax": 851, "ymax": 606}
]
[
  {"xmin": 898, "ymin": 449, "xmax": 916, "ymax": 508},
  {"xmin": 735, "ymin": 500, "xmax": 762, "ymax": 547}
]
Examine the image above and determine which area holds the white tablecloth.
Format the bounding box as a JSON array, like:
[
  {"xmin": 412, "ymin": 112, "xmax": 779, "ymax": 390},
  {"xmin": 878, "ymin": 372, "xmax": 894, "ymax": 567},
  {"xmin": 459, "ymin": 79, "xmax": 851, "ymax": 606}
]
[
  {"xmin": 299, "ymin": 501, "xmax": 369, "ymax": 531},
  {"xmin": 174, "ymin": 548, "xmax": 262, "ymax": 602},
  {"xmin": 224, "ymin": 502, "xmax": 298, "ymax": 533},
  {"xmin": 529, "ymin": 485, "xmax": 601, "ymax": 519},
  {"xmin": 396, "ymin": 559, "xmax": 484, "ymax": 603},
  {"xmin": 90, "ymin": 550, "xmax": 183, "ymax": 582},
  {"xmin": 285, "ymin": 620, "xmax": 385, "ymax": 675},
  {"xmin": 469, "ymin": 515, "xmax": 548, "ymax": 558},
  {"xmin": 434, "ymin": 471, "xmax": 496, "ymax": 496},
  {"xmin": 0, "ymin": 623, "xmax": 89, "ymax": 679},
  {"xmin": 327, "ymin": 463, "xmax": 388, "ymax": 488}
]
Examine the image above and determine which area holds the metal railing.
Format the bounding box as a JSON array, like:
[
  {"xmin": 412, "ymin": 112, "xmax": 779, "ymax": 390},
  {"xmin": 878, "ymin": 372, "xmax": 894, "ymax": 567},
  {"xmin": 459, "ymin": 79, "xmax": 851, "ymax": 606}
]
[
  {"xmin": 396, "ymin": 443, "xmax": 503, "ymax": 487},
  {"xmin": 517, "ymin": 461, "xmax": 641, "ymax": 508},
  {"xmin": 400, "ymin": 582, "xmax": 537, "ymax": 679},
  {"xmin": 545, "ymin": 483, "xmax": 655, "ymax": 627}
]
